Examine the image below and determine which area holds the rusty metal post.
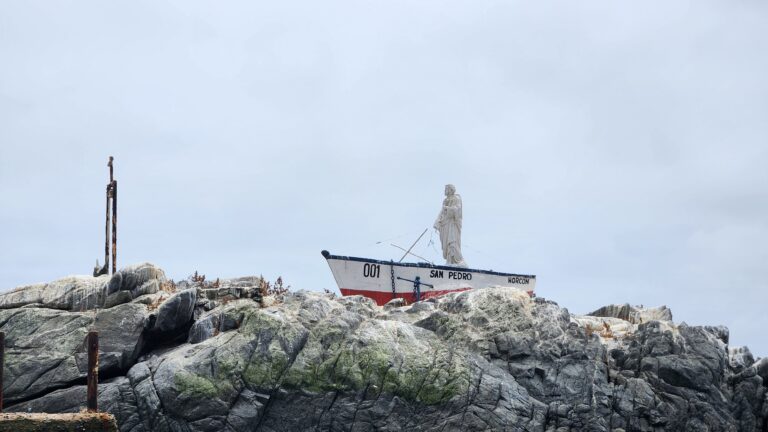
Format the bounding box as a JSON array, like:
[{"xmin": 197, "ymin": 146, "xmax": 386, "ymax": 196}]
[
  {"xmin": 87, "ymin": 331, "xmax": 99, "ymax": 412},
  {"xmin": 111, "ymin": 180, "xmax": 117, "ymax": 275},
  {"xmin": 104, "ymin": 181, "xmax": 111, "ymax": 273},
  {"xmin": 0, "ymin": 331, "xmax": 4, "ymax": 412},
  {"xmin": 107, "ymin": 156, "xmax": 117, "ymax": 275},
  {"xmin": 95, "ymin": 157, "xmax": 114, "ymax": 277}
]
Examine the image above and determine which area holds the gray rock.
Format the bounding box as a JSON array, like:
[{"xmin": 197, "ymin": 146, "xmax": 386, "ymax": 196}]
[
  {"xmin": 187, "ymin": 301, "xmax": 247, "ymax": 344},
  {"xmin": 0, "ymin": 262, "xmax": 165, "ymax": 311},
  {"xmin": 384, "ymin": 297, "xmax": 406, "ymax": 309},
  {"xmin": 152, "ymin": 288, "xmax": 196, "ymax": 334},
  {"xmin": 1, "ymin": 269, "xmax": 765, "ymax": 432},
  {"xmin": 589, "ymin": 303, "xmax": 673, "ymax": 324},
  {"xmin": 105, "ymin": 263, "xmax": 166, "ymax": 298},
  {"xmin": 0, "ymin": 276, "xmax": 107, "ymax": 311},
  {"xmin": 729, "ymin": 346, "xmax": 755, "ymax": 372},
  {"xmin": 187, "ymin": 314, "xmax": 219, "ymax": 344},
  {"xmin": 0, "ymin": 302, "xmax": 146, "ymax": 403}
]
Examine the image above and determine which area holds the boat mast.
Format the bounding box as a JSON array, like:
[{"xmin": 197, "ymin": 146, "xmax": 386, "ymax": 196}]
[
  {"xmin": 390, "ymin": 243, "xmax": 433, "ymax": 264},
  {"xmin": 397, "ymin": 228, "xmax": 428, "ymax": 262}
]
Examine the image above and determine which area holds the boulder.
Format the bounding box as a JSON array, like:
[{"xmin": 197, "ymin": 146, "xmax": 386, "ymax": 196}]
[
  {"xmin": 755, "ymin": 357, "xmax": 768, "ymax": 382},
  {"xmin": 0, "ymin": 276, "xmax": 107, "ymax": 311},
  {"xmin": 729, "ymin": 346, "xmax": 755, "ymax": 372},
  {"xmin": 588, "ymin": 303, "xmax": 673, "ymax": 324},
  {"xmin": 188, "ymin": 301, "xmax": 247, "ymax": 344},
  {"xmin": 0, "ymin": 262, "xmax": 165, "ymax": 311},
  {"xmin": 151, "ymin": 288, "xmax": 196, "ymax": 334},
  {"xmin": 0, "ymin": 302, "xmax": 146, "ymax": 403}
]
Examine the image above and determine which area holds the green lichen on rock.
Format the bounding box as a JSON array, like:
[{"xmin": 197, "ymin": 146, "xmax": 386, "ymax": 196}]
[
  {"xmin": 214, "ymin": 354, "xmax": 240, "ymax": 380},
  {"xmin": 174, "ymin": 371, "xmax": 218, "ymax": 398},
  {"xmin": 150, "ymin": 292, "xmax": 472, "ymax": 412},
  {"xmin": 243, "ymin": 341, "xmax": 291, "ymax": 389},
  {"xmin": 236, "ymin": 307, "xmax": 307, "ymax": 391},
  {"xmin": 281, "ymin": 319, "xmax": 469, "ymax": 405},
  {"xmin": 239, "ymin": 308, "xmax": 291, "ymax": 338}
]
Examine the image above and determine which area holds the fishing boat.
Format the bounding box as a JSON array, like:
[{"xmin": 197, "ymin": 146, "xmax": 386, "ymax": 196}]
[{"xmin": 322, "ymin": 250, "xmax": 536, "ymax": 305}]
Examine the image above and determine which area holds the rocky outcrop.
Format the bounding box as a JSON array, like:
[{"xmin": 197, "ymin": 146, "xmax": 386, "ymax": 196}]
[
  {"xmin": 588, "ymin": 303, "xmax": 673, "ymax": 324},
  {"xmin": 2, "ymin": 265, "xmax": 766, "ymax": 431},
  {"xmin": 0, "ymin": 263, "xmax": 165, "ymax": 311},
  {"xmin": 151, "ymin": 289, "xmax": 197, "ymax": 334},
  {"xmin": 0, "ymin": 264, "xmax": 193, "ymax": 405}
]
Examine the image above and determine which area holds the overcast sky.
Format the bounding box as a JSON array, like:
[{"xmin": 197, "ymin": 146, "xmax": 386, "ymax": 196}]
[{"xmin": 1, "ymin": 0, "xmax": 766, "ymax": 355}]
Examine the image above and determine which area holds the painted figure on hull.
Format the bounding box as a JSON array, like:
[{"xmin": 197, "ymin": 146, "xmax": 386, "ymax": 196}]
[{"xmin": 434, "ymin": 184, "xmax": 467, "ymax": 267}]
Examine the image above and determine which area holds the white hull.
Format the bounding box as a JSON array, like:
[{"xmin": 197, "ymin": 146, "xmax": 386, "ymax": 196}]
[{"xmin": 322, "ymin": 250, "xmax": 535, "ymax": 305}]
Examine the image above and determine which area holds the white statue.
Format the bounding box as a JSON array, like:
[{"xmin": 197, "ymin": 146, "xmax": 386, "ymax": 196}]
[{"xmin": 434, "ymin": 184, "xmax": 467, "ymax": 267}]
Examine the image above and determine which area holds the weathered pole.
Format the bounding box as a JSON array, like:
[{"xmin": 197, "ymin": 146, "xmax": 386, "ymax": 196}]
[
  {"xmin": 104, "ymin": 175, "xmax": 110, "ymax": 274},
  {"xmin": 87, "ymin": 331, "xmax": 99, "ymax": 412},
  {"xmin": 95, "ymin": 157, "xmax": 118, "ymax": 276},
  {"xmin": 95, "ymin": 157, "xmax": 116, "ymax": 277},
  {"xmin": 111, "ymin": 190, "xmax": 117, "ymax": 275},
  {"xmin": 0, "ymin": 331, "xmax": 4, "ymax": 412},
  {"xmin": 108, "ymin": 157, "xmax": 117, "ymax": 275}
]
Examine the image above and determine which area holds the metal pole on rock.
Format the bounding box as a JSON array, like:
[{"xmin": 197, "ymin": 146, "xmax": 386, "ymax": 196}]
[
  {"xmin": 87, "ymin": 331, "xmax": 99, "ymax": 412},
  {"xmin": 108, "ymin": 157, "xmax": 117, "ymax": 274}
]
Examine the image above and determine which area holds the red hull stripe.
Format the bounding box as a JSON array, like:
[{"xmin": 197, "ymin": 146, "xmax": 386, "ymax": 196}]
[{"xmin": 339, "ymin": 287, "xmax": 472, "ymax": 306}]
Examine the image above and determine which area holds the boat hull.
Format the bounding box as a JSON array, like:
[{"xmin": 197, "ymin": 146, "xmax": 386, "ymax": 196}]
[{"xmin": 322, "ymin": 250, "xmax": 535, "ymax": 305}]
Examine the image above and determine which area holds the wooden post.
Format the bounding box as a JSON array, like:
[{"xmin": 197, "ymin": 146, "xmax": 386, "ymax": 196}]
[
  {"xmin": 0, "ymin": 331, "xmax": 4, "ymax": 413},
  {"xmin": 87, "ymin": 331, "xmax": 99, "ymax": 412}
]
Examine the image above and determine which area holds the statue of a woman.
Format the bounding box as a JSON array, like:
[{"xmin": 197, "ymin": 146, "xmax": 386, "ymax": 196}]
[{"xmin": 434, "ymin": 184, "xmax": 467, "ymax": 267}]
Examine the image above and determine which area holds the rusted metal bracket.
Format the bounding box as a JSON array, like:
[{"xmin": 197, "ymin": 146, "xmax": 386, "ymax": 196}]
[{"xmin": 94, "ymin": 157, "xmax": 117, "ymax": 276}]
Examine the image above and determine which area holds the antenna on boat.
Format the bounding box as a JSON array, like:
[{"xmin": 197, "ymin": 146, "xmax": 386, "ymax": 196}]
[{"xmin": 396, "ymin": 228, "xmax": 429, "ymax": 263}]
